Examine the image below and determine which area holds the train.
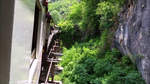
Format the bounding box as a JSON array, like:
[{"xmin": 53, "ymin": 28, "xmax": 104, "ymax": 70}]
[{"xmin": 0, "ymin": 0, "xmax": 60, "ymax": 84}]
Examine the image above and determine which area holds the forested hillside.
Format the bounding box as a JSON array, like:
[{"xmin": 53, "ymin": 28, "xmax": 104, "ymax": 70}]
[{"xmin": 48, "ymin": 0, "xmax": 145, "ymax": 84}]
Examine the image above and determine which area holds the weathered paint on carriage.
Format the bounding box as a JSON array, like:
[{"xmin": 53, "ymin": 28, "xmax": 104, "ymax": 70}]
[
  {"xmin": 10, "ymin": 0, "xmax": 48, "ymax": 83},
  {"xmin": 10, "ymin": 0, "xmax": 36, "ymax": 83},
  {"xmin": 0, "ymin": 0, "xmax": 48, "ymax": 83}
]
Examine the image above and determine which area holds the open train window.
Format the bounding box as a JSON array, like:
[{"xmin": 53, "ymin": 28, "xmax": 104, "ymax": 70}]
[{"xmin": 31, "ymin": 3, "xmax": 40, "ymax": 54}]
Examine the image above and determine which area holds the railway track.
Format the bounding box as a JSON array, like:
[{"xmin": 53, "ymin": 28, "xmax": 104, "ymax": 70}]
[{"xmin": 39, "ymin": 29, "xmax": 63, "ymax": 84}]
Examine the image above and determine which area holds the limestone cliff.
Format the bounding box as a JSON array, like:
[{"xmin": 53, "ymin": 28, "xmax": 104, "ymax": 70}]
[{"xmin": 115, "ymin": 0, "xmax": 150, "ymax": 84}]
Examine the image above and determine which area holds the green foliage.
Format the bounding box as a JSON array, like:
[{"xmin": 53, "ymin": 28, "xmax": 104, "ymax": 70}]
[
  {"xmin": 59, "ymin": 37, "xmax": 145, "ymax": 84},
  {"xmin": 49, "ymin": 0, "xmax": 145, "ymax": 84},
  {"xmin": 49, "ymin": 0, "xmax": 125, "ymax": 46},
  {"xmin": 96, "ymin": 0, "xmax": 124, "ymax": 29},
  {"xmin": 69, "ymin": 3, "xmax": 82, "ymax": 24},
  {"xmin": 79, "ymin": 0, "xmax": 100, "ymax": 31},
  {"xmin": 49, "ymin": 0, "xmax": 83, "ymax": 47},
  {"xmin": 58, "ymin": 20, "xmax": 81, "ymax": 47},
  {"xmin": 48, "ymin": 0, "xmax": 77, "ymax": 24},
  {"xmin": 50, "ymin": 10, "xmax": 61, "ymax": 24}
]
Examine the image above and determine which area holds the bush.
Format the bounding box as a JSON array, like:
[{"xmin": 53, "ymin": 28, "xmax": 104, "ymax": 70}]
[
  {"xmin": 59, "ymin": 38, "xmax": 145, "ymax": 84},
  {"xmin": 96, "ymin": 0, "xmax": 124, "ymax": 29},
  {"xmin": 49, "ymin": 0, "xmax": 145, "ymax": 84}
]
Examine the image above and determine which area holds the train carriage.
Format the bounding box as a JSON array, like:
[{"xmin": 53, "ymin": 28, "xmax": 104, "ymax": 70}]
[{"xmin": 0, "ymin": 0, "xmax": 58, "ymax": 84}]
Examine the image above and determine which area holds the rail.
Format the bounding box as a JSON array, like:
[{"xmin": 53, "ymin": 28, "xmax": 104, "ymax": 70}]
[{"xmin": 39, "ymin": 29, "xmax": 63, "ymax": 84}]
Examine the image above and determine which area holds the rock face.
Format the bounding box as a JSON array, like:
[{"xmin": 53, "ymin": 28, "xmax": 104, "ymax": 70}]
[{"xmin": 115, "ymin": 0, "xmax": 150, "ymax": 84}]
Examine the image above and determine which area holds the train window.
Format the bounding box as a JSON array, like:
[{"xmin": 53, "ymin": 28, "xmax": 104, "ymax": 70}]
[{"xmin": 31, "ymin": 4, "xmax": 40, "ymax": 53}]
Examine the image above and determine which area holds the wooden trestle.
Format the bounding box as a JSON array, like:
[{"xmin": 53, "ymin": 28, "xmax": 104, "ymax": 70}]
[{"xmin": 39, "ymin": 30, "xmax": 63, "ymax": 84}]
